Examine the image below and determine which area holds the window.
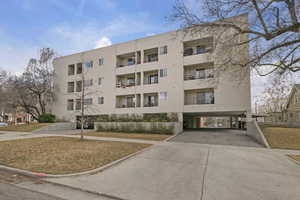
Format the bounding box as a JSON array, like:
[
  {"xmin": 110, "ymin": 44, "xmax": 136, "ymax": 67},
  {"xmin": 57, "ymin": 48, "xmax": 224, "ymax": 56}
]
[
  {"xmin": 76, "ymin": 63, "xmax": 83, "ymax": 74},
  {"xmin": 84, "ymin": 98, "xmax": 93, "ymax": 105},
  {"xmin": 99, "ymin": 58, "xmax": 104, "ymax": 65},
  {"xmin": 147, "ymin": 54, "xmax": 158, "ymax": 62},
  {"xmin": 126, "ymin": 96, "xmax": 135, "ymax": 107},
  {"xmin": 76, "ymin": 81, "xmax": 82, "ymax": 92},
  {"xmin": 184, "ymin": 48, "xmax": 193, "ymax": 56},
  {"xmin": 127, "ymin": 58, "xmax": 135, "ymax": 65},
  {"xmin": 206, "ymin": 68, "xmax": 214, "ymax": 78},
  {"xmin": 98, "ymin": 97, "xmax": 104, "ymax": 104},
  {"xmin": 67, "ymin": 99, "xmax": 74, "ymax": 110},
  {"xmin": 98, "ymin": 78, "xmax": 102, "ymax": 85},
  {"xmin": 197, "ymin": 91, "xmax": 214, "ymax": 104},
  {"xmin": 68, "ymin": 64, "xmax": 75, "ymax": 75},
  {"xmin": 196, "ymin": 46, "xmax": 207, "ymax": 54},
  {"xmin": 160, "ymin": 46, "xmax": 168, "ymax": 55},
  {"xmin": 160, "ymin": 92, "xmax": 167, "ymax": 100},
  {"xmin": 195, "ymin": 69, "xmax": 205, "ymax": 79},
  {"xmin": 67, "ymin": 82, "xmax": 75, "ymax": 93},
  {"xmin": 148, "ymin": 96, "xmax": 156, "ymax": 106},
  {"xmin": 75, "ymin": 99, "xmax": 81, "ymax": 110},
  {"xmin": 127, "ymin": 77, "xmax": 135, "ymax": 86},
  {"xmin": 160, "ymin": 68, "xmax": 167, "ymax": 77},
  {"xmin": 85, "ymin": 61, "xmax": 93, "ymax": 68},
  {"xmin": 149, "ymin": 75, "xmax": 158, "ymax": 84},
  {"xmin": 84, "ymin": 79, "xmax": 93, "ymax": 87}
]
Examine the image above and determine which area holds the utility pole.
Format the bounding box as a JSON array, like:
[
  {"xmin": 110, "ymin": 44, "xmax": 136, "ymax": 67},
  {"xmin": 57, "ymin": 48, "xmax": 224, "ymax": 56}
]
[{"xmin": 80, "ymin": 72, "xmax": 85, "ymax": 140}]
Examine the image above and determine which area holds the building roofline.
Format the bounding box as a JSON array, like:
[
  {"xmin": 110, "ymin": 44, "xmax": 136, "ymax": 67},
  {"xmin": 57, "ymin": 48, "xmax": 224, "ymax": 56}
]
[{"xmin": 54, "ymin": 13, "xmax": 249, "ymax": 61}]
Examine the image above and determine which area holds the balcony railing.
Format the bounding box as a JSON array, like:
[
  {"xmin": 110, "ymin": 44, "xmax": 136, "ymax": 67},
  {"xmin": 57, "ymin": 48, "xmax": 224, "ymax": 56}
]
[
  {"xmin": 144, "ymin": 76, "xmax": 158, "ymax": 85},
  {"xmin": 117, "ymin": 60, "xmax": 136, "ymax": 68},
  {"xmin": 184, "ymin": 73, "xmax": 214, "ymax": 80},
  {"xmin": 183, "ymin": 47, "xmax": 212, "ymax": 56},
  {"xmin": 116, "ymin": 103, "xmax": 135, "ymax": 108},
  {"xmin": 116, "ymin": 82, "xmax": 136, "ymax": 88},
  {"xmin": 144, "ymin": 54, "xmax": 158, "ymax": 63},
  {"xmin": 144, "ymin": 102, "xmax": 158, "ymax": 107}
]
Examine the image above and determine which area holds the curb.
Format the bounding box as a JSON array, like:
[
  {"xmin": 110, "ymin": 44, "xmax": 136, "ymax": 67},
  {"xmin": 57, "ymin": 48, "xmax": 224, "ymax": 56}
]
[
  {"xmin": 164, "ymin": 132, "xmax": 181, "ymax": 141},
  {"xmin": 287, "ymin": 155, "xmax": 300, "ymax": 166},
  {"xmin": 40, "ymin": 179, "xmax": 127, "ymax": 200},
  {"xmin": 0, "ymin": 143, "xmax": 154, "ymax": 178}
]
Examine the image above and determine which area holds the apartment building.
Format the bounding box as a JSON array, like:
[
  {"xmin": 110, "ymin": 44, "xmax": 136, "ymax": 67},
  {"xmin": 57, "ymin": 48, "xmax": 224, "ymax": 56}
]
[{"xmin": 52, "ymin": 15, "xmax": 251, "ymax": 130}]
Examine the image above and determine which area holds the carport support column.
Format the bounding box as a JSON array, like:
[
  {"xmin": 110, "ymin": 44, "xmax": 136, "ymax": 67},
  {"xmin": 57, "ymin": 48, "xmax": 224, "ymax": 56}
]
[{"xmin": 178, "ymin": 113, "xmax": 183, "ymax": 133}]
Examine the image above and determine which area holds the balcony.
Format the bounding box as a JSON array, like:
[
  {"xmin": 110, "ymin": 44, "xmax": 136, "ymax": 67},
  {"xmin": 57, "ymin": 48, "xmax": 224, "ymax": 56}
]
[
  {"xmin": 144, "ymin": 48, "xmax": 158, "ymax": 63},
  {"xmin": 184, "ymin": 89, "xmax": 215, "ymax": 105},
  {"xmin": 116, "ymin": 72, "xmax": 141, "ymax": 88},
  {"xmin": 143, "ymin": 70, "xmax": 159, "ymax": 85},
  {"xmin": 116, "ymin": 94, "xmax": 141, "ymax": 108},
  {"xmin": 116, "ymin": 51, "xmax": 141, "ymax": 68},
  {"xmin": 184, "ymin": 63, "xmax": 214, "ymax": 81},
  {"xmin": 183, "ymin": 37, "xmax": 213, "ymax": 57},
  {"xmin": 144, "ymin": 93, "xmax": 158, "ymax": 107}
]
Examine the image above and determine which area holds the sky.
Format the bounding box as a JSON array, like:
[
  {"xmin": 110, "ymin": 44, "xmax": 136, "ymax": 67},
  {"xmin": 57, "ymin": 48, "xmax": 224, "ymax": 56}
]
[
  {"xmin": 0, "ymin": 0, "xmax": 179, "ymax": 73},
  {"xmin": 0, "ymin": 0, "xmax": 299, "ymax": 104}
]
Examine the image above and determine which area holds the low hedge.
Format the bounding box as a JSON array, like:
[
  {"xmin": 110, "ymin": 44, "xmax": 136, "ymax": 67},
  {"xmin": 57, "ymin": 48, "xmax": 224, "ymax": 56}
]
[
  {"xmin": 96, "ymin": 113, "xmax": 178, "ymax": 123},
  {"xmin": 96, "ymin": 123, "xmax": 174, "ymax": 135}
]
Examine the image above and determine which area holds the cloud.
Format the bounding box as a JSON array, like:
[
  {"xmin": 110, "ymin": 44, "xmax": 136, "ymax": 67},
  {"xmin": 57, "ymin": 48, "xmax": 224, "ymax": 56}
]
[
  {"xmin": 94, "ymin": 36, "xmax": 112, "ymax": 48},
  {"xmin": 41, "ymin": 13, "xmax": 157, "ymax": 55},
  {"xmin": 0, "ymin": 29, "xmax": 38, "ymax": 73}
]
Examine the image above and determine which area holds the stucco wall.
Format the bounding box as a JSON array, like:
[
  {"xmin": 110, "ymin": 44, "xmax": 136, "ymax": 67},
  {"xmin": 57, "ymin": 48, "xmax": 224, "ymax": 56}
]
[
  {"xmin": 52, "ymin": 15, "xmax": 251, "ymax": 122},
  {"xmin": 246, "ymin": 121, "xmax": 270, "ymax": 148}
]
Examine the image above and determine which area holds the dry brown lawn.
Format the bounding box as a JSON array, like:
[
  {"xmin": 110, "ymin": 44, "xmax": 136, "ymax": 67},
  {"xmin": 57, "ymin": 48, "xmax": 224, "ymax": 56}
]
[
  {"xmin": 261, "ymin": 127, "xmax": 300, "ymax": 150},
  {"xmin": 84, "ymin": 132, "xmax": 171, "ymax": 141},
  {"xmin": 0, "ymin": 137, "xmax": 150, "ymax": 175},
  {"xmin": 288, "ymin": 155, "xmax": 300, "ymax": 164},
  {"xmin": 0, "ymin": 123, "xmax": 49, "ymax": 132}
]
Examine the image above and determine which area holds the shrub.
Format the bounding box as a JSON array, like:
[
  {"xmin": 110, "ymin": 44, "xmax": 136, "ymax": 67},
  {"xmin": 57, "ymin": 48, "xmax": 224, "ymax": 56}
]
[
  {"xmin": 97, "ymin": 115, "xmax": 109, "ymax": 122},
  {"xmin": 95, "ymin": 113, "xmax": 179, "ymax": 123},
  {"xmin": 38, "ymin": 113, "xmax": 56, "ymax": 123}
]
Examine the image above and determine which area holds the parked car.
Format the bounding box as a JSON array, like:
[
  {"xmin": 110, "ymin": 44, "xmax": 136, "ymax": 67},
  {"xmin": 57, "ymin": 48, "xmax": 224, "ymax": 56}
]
[{"xmin": 0, "ymin": 122, "xmax": 8, "ymax": 127}]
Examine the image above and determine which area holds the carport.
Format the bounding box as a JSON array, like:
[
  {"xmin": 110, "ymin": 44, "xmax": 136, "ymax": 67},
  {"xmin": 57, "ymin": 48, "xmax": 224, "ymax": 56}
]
[
  {"xmin": 183, "ymin": 111, "xmax": 247, "ymax": 130},
  {"xmin": 174, "ymin": 112, "xmax": 262, "ymax": 147}
]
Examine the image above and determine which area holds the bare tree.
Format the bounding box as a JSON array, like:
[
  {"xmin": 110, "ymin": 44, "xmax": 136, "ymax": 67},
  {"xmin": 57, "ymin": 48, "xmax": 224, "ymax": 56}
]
[
  {"xmin": 258, "ymin": 73, "xmax": 292, "ymax": 115},
  {"xmin": 64, "ymin": 57, "xmax": 102, "ymax": 140},
  {"xmin": 8, "ymin": 48, "xmax": 56, "ymax": 122},
  {"xmin": 0, "ymin": 69, "xmax": 9, "ymax": 121},
  {"xmin": 170, "ymin": 0, "xmax": 300, "ymax": 76}
]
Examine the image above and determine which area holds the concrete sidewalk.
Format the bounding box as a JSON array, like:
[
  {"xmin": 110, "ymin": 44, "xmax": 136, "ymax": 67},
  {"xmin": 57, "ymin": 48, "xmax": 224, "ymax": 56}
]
[
  {"xmin": 46, "ymin": 142, "xmax": 300, "ymax": 200},
  {"xmin": 0, "ymin": 131, "xmax": 159, "ymax": 144}
]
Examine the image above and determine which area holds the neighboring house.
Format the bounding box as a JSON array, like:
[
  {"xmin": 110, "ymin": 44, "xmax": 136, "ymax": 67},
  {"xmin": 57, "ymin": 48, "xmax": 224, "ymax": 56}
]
[
  {"xmin": 52, "ymin": 15, "xmax": 251, "ymax": 130},
  {"xmin": 285, "ymin": 84, "xmax": 300, "ymax": 123},
  {"xmin": 0, "ymin": 109, "xmax": 33, "ymax": 124}
]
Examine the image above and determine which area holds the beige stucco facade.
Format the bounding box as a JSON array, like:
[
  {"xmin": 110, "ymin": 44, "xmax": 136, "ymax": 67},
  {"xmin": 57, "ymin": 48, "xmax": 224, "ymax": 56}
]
[{"xmin": 52, "ymin": 15, "xmax": 251, "ymax": 128}]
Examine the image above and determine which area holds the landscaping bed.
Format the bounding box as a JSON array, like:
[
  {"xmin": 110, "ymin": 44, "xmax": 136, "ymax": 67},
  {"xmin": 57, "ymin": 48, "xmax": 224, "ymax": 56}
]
[
  {"xmin": 84, "ymin": 132, "xmax": 171, "ymax": 141},
  {"xmin": 0, "ymin": 137, "xmax": 150, "ymax": 175},
  {"xmin": 261, "ymin": 127, "xmax": 300, "ymax": 150},
  {"xmin": 0, "ymin": 123, "xmax": 49, "ymax": 132}
]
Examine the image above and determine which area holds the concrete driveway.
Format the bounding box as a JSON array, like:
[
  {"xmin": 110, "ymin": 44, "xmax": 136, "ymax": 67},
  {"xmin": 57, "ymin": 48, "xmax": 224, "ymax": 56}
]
[
  {"xmin": 47, "ymin": 142, "xmax": 300, "ymax": 200},
  {"xmin": 171, "ymin": 129, "xmax": 262, "ymax": 147}
]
